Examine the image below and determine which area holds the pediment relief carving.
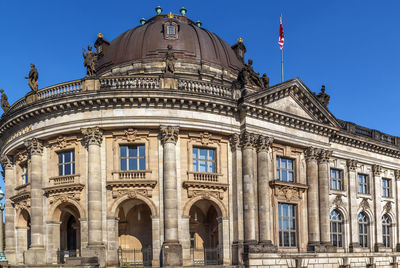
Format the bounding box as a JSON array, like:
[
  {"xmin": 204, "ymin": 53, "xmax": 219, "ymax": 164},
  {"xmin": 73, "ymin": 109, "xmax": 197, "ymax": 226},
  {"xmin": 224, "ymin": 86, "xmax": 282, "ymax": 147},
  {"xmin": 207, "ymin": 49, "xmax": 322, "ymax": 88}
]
[
  {"xmin": 182, "ymin": 181, "xmax": 228, "ymax": 200},
  {"xmin": 269, "ymin": 180, "xmax": 308, "ymax": 202},
  {"xmin": 111, "ymin": 189, "xmax": 151, "ymax": 199},
  {"xmin": 188, "ymin": 131, "xmax": 222, "ymax": 145},
  {"xmin": 112, "ymin": 128, "xmax": 150, "ymax": 142},
  {"xmin": 47, "ymin": 135, "xmax": 79, "ymax": 150}
]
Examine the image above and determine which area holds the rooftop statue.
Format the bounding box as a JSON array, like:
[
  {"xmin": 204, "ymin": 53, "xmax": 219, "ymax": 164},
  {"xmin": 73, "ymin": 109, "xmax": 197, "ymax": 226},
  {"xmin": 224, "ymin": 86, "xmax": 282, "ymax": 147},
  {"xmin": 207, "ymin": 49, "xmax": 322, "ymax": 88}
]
[
  {"xmin": 238, "ymin": 59, "xmax": 263, "ymax": 88},
  {"xmin": 261, "ymin": 73, "xmax": 270, "ymax": 89},
  {"xmin": 316, "ymin": 85, "xmax": 330, "ymax": 107},
  {"xmin": 25, "ymin": 63, "xmax": 38, "ymax": 92},
  {"xmin": 82, "ymin": 45, "xmax": 98, "ymax": 77},
  {"xmin": 0, "ymin": 89, "xmax": 10, "ymax": 113},
  {"xmin": 164, "ymin": 45, "xmax": 177, "ymax": 74}
]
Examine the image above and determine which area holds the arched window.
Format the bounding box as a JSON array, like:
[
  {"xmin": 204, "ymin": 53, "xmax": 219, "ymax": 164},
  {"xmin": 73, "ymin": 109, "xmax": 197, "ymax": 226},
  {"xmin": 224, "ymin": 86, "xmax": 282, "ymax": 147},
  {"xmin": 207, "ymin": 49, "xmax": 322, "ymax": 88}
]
[
  {"xmin": 330, "ymin": 210, "xmax": 343, "ymax": 247},
  {"xmin": 358, "ymin": 212, "xmax": 369, "ymax": 248},
  {"xmin": 382, "ymin": 214, "xmax": 392, "ymax": 248}
]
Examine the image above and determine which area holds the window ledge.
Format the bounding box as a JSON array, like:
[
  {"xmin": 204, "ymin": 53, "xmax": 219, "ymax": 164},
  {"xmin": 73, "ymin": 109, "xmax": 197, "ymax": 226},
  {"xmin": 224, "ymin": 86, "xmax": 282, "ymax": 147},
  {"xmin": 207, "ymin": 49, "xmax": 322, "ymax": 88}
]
[
  {"xmin": 382, "ymin": 197, "xmax": 395, "ymax": 202},
  {"xmin": 187, "ymin": 171, "xmax": 222, "ymax": 183},
  {"xmin": 357, "ymin": 193, "xmax": 372, "ymax": 199},
  {"xmin": 330, "ymin": 189, "xmax": 347, "ymax": 196},
  {"xmin": 49, "ymin": 174, "xmax": 80, "ymax": 186},
  {"xmin": 112, "ymin": 170, "xmax": 152, "ymax": 180}
]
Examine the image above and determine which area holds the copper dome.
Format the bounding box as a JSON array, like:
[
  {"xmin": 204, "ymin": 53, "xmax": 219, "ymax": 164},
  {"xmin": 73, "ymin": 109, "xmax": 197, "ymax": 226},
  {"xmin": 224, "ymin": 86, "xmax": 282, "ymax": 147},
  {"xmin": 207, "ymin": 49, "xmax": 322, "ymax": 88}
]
[{"xmin": 96, "ymin": 14, "xmax": 244, "ymax": 74}]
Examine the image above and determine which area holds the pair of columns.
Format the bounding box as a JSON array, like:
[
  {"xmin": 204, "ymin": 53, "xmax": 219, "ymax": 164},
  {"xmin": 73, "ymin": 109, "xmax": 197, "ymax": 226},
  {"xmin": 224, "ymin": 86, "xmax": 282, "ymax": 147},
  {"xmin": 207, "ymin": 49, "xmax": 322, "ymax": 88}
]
[
  {"xmin": 231, "ymin": 131, "xmax": 275, "ymax": 251},
  {"xmin": 304, "ymin": 147, "xmax": 333, "ymax": 252}
]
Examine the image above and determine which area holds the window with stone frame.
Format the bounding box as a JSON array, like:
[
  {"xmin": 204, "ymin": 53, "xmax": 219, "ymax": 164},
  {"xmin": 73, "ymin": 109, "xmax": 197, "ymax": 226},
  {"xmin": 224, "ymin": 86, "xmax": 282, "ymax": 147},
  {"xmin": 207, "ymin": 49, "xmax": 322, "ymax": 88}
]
[
  {"xmin": 278, "ymin": 203, "xmax": 296, "ymax": 247},
  {"xmin": 358, "ymin": 174, "xmax": 369, "ymax": 194},
  {"xmin": 58, "ymin": 150, "xmax": 75, "ymax": 176},
  {"xmin": 276, "ymin": 156, "xmax": 294, "ymax": 182},
  {"xmin": 330, "ymin": 209, "xmax": 343, "ymax": 247},
  {"xmin": 120, "ymin": 145, "xmax": 145, "ymax": 171},
  {"xmin": 21, "ymin": 163, "xmax": 28, "ymax": 185},
  {"xmin": 382, "ymin": 178, "xmax": 391, "ymax": 198},
  {"xmin": 358, "ymin": 212, "xmax": 369, "ymax": 248},
  {"xmin": 330, "ymin": 169, "xmax": 343, "ymax": 191},
  {"xmin": 192, "ymin": 147, "xmax": 216, "ymax": 173},
  {"xmin": 382, "ymin": 214, "xmax": 392, "ymax": 248}
]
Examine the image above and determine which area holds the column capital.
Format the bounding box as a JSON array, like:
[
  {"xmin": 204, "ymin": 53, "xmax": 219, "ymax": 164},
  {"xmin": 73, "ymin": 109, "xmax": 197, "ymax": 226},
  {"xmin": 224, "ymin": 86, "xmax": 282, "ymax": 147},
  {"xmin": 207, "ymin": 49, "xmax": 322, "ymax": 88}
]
[
  {"xmin": 0, "ymin": 155, "xmax": 13, "ymax": 170},
  {"xmin": 256, "ymin": 135, "xmax": 273, "ymax": 152},
  {"xmin": 160, "ymin": 126, "xmax": 179, "ymax": 145},
  {"xmin": 229, "ymin": 133, "xmax": 240, "ymax": 151},
  {"xmin": 372, "ymin": 164, "xmax": 382, "ymax": 177},
  {"xmin": 318, "ymin": 149, "xmax": 332, "ymax": 164},
  {"xmin": 81, "ymin": 127, "xmax": 103, "ymax": 146},
  {"xmin": 346, "ymin": 159, "xmax": 358, "ymax": 171},
  {"xmin": 24, "ymin": 138, "xmax": 43, "ymax": 156},
  {"xmin": 304, "ymin": 147, "xmax": 319, "ymax": 162},
  {"xmin": 240, "ymin": 131, "xmax": 256, "ymax": 149},
  {"xmin": 395, "ymin": 170, "xmax": 400, "ymax": 181}
]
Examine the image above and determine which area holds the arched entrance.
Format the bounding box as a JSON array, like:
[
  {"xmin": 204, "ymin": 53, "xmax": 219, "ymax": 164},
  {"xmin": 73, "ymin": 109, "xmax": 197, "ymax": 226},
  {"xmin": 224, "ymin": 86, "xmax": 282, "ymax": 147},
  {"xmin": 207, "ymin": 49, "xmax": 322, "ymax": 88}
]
[
  {"xmin": 16, "ymin": 208, "xmax": 31, "ymax": 262},
  {"xmin": 117, "ymin": 199, "xmax": 153, "ymax": 266},
  {"xmin": 189, "ymin": 200, "xmax": 221, "ymax": 265}
]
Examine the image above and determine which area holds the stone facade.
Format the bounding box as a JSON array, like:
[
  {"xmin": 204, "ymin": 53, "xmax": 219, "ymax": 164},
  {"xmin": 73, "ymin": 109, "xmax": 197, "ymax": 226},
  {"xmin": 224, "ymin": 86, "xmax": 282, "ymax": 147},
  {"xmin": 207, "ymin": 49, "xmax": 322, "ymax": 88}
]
[{"xmin": 1, "ymin": 10, "xmax": 400, "ymax": 268}]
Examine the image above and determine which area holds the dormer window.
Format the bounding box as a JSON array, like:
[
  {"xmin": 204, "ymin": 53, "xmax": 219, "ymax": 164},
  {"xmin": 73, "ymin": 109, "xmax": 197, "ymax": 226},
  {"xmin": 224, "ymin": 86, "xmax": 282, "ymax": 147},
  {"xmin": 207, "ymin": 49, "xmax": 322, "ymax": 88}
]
[
  {"xmin": 167, "ymin": 25, "xmax": 176, "ymax": 35},
  {"xmin": 163, "ymin": 21, "xmax": 179, "ymax": 40}
]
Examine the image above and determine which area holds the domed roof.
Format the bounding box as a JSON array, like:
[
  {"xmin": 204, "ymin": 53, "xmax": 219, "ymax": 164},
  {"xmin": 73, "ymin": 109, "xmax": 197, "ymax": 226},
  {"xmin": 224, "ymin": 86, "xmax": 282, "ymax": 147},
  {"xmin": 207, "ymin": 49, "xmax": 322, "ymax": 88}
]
[{"xmin": 96, "ymin": 13, "xmax": 244, "ymax": 74}]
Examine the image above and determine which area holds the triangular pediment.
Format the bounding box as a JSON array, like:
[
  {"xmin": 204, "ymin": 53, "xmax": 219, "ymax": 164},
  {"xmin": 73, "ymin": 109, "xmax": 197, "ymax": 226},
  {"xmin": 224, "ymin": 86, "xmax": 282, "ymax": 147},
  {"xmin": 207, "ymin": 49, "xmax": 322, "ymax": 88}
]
[{"xmin": 244, "ymin": 78, "xmax": 341, "ymax": 128}]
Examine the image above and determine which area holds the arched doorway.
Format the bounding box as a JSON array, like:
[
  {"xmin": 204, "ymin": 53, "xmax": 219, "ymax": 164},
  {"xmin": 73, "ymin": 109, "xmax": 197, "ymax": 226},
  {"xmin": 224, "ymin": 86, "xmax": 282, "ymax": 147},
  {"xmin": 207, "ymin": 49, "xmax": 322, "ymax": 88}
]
[
  {"xmin": 189, "ymin": 200, "xmax": 221, "ymax": 265},
  {"xmin": 17, "ymin": 209, "xmax": 31, "ymax": 253},
  {"xmin": 56, "ymin": 203, "xmax": 81, "ymax": 263},
  {"xmin": 117, "ymin": 199, "xmax": 153, "ymax": 266}
]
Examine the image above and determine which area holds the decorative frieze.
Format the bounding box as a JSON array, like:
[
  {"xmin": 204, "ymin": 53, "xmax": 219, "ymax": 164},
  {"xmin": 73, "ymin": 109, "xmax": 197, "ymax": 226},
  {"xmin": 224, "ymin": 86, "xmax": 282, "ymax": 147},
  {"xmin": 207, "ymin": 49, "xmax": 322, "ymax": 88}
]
[
  {"xmin": 111, "ymin": 189, "xmax": 151, "ymax": 199},
  {"xmin": 347, "ymin": 159, "xmax": 358, "ymax": 171},
  {"xmin": 47, "ymin": 135, "xmax": 78, "ymax": 150},
  {"xmin": 25, "ymin": 138, "xmax": 43, "ymax": 155},
  {"xmin": 256, "ymin": 135, "xmax": 273, "ymax": 152},
  {"xmin": 182, "ymin": 181, "xmax": 228, "ymax": 200},
  {"xmin": 372, "ymin": 165, "xmax": 382, "ymax": 176},
  {"xmin": 240, "ymin": 131, "xmax": 256, "ymax": 149},
  {"xmin": 48, "ymin": 193, "xmax": 81, "ymax": 205},
  {"xmin": 81, "ymin": 127, "xmax": 103, "ymax": 146},
  {"xmin": 160, "ymin": 126, "xmax": 179, "ymax": 145},
  {"xmin": 269, "ymin": 180, "xmax": 308, "ymax": 202},
  {"xmin": 0, "ymin": 155, "xmax": 13, "ymax": 170}
]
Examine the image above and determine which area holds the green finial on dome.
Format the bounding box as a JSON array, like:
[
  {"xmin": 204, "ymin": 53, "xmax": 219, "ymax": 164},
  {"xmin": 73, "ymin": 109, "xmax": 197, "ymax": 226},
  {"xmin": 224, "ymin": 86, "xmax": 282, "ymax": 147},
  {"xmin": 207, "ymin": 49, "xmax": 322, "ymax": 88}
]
[
  {"xmin": 179, "ymin": 7, "xmax": 187, "ymax": 16},
  {"xmin": 196, "ymin": 20, "xmax": 202, "ymax": 27},
  {"xmin": 155, "ymin": 6, "xmax": 162, "ymax": 15},
  {"xmin": 140, "ymin": 18, "xmax": 146, "ymax": 25}
]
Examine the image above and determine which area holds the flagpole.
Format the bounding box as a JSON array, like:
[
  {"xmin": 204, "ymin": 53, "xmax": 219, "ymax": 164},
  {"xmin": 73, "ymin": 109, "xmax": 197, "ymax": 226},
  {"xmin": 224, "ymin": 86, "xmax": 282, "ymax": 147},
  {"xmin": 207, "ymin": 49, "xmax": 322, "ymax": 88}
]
[{"xmin": 281, "ymin": 47, "xmax": 284, "ymax": 83}]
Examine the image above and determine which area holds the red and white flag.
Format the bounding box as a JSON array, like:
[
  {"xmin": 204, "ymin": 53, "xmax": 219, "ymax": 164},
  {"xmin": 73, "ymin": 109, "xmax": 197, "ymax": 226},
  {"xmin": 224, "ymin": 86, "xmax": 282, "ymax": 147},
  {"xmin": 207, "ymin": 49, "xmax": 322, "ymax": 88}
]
[{"xmin": 278, "ymin": 15, "xmax": 284, "ymax": 50}]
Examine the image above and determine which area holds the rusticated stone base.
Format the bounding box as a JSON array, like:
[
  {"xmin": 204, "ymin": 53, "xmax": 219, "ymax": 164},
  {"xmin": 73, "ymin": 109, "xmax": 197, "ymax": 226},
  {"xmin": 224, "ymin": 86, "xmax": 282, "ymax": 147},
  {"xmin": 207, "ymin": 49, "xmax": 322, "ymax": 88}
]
[
  {"xmin": 249, "ymin": 241, "xmax": 277, "ymax": 253},
  {"xmin": 4, "ymin": 249, "xmax": 16, "ymax": 265},
  {"xmin": 161, "ymin": 241, "xmax": 182, "ymax": 267},
  {"xmin": 24, "ymin": 247, "xmax": 46, "ymax": 265}
]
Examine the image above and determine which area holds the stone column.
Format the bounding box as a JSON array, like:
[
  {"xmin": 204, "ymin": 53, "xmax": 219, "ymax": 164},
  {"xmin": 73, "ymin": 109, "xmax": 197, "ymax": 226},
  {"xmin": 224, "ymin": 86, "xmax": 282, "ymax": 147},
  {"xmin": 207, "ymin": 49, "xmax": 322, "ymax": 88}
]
[
  {"xmin": 160, "ymin": 126, "xmax": 182, "ymax": 266},
  {"xmin": 24, "ymin": 139, "xmax": 46, "ymax": 265},
  {"xmin": 81, "ymin": 127, "xmax": 105, "ymax": 265},
  {"xmin": 1, "ymin": 155, "xmax": 16, "ymax": 264},
  {"xmin": 15, "ymin": 227, "xmax": 27, "ymax": 264},
  {"xmin": 395, "ymin": 171, "xmax": 400, "ymax": 251},
  {"xmin": 318, "ymin": 149, "xmax": 333, "ymax": 250},
  {"xmin": 256, "ymin": 135, "xmax": 276, "ymax": 251},
  {"xmin": 217, "ymin": 217, "xmax": 230, "ymax": 265},
  {"xmin": 106, "ymin": 217, "xmax": 119, "ymax": 266},
  {"xmin": 373, "ymin": 165, "xmax": 383, "ymax": 252},
  {"xmin": 230, "ymin": 134, "xmax": 244, "ymax": 264},
  {"xmin": 305, "ymin": 147, "xmax": 321, "ymax": 251},
  {"xmin": 347, "ymin": 159, "xmax": 360, "ymax": 251},
  {"xmin": 240, "ymin": 131, "xmax": 257, "ymax": 245}
]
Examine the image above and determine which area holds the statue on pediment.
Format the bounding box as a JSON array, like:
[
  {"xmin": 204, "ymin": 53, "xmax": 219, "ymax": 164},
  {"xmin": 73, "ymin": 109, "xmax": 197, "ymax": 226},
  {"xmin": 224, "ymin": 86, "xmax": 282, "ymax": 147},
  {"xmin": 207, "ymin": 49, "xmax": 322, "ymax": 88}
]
[
  {"xmin": 164, "ymin": 45, "xmax": 177, "ymax": 74},
  {"xmin": 316, "ymin": 85, "xmax": 330, "ymax": 107},
  {"xmin": 261, "ymin": 73, "xmax": 270, "ymax": 88},
  {"xmin": 25, "ymin": 63, "xmax": 38, "ymax": 92},
  {"xmin": 82, "ymin": 45, "xmax": 98, "ymax": 77},
  {"xmin": 237, "ymin": 59, "xmax": 263, "ymax": 88},
  {"xmin": 0, "ymin": 89, "xmax": 10, "ymax": 113}
]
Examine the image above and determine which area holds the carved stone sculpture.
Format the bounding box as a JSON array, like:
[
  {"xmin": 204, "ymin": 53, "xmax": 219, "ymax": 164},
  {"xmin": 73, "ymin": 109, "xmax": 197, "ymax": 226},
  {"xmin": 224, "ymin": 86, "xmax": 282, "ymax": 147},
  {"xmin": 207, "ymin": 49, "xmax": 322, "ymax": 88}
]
[
  {"xmin": 25, "ymin": 63, "xmax": 38, "ymax": 92},
  {"xmin": 261, "ymin": 73, "xmax": 270, "ymax": 88},
  {"xmin": 82, "ymin": 45, "xmax": 98, "ymax": 77},
  {"xmin": 164, "ymin": 45, "xmax": 177, "ymax": 74},
  {"xmin": 160, "ymin": 126, "xmax": 179, "ymax": 145},
  {"xmin": 0, "ymin": 89, "xmax": 10, "ymax": 113},
  {"xmin": 316, "ymin": 85, "xmax": 330, "ymax": 107},
  {"xmin": 81, "ymin": 127, "xmax": 103, "ymax": 146},
  {"xmin": 237, "ymin": 59, "xmax": 263, "ymax": 88},
  {"xmin": 25, "ymin": 138, "xmax": 43, "ymax": 155}
]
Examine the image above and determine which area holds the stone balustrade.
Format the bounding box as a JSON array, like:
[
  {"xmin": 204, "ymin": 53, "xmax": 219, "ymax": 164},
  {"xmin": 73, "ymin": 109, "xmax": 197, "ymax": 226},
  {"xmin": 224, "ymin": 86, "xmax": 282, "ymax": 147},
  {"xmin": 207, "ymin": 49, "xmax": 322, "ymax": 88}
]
[
  {"xmin": 187, "ymin": 171, "xmax": 221, "ymax": 182},
  {"xmin": 38, "ymin": 80, "xmax": 82, "ymax": 100},
  {"xmin": 99, "ymin": 76, "xmax": 160, "ymax": 89},
  {"xmin": 49, "ymin": 174, "xmax": 80, "ymax": 186},
  {"xmin": 112, "ymin": 170, "xmax": 151, "ymax": 180},
  {"xmin": 178, "ymin": 79, "xmax": 232, "ymax": 98}
]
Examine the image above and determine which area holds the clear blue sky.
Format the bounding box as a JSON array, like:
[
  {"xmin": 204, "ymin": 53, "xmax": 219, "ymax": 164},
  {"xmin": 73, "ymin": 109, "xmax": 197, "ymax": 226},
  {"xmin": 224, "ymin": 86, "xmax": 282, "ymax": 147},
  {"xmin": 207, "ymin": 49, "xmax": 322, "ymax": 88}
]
[{"xmin": 0, "ymin": 1, "xmax": 399, "ymax": 197}]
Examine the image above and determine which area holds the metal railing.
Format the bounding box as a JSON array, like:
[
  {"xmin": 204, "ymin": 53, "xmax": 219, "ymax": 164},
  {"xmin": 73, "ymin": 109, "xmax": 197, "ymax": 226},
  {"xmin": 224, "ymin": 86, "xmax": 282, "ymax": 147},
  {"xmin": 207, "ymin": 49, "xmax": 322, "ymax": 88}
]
[
  {"xmin": 118, "ymin": 246, "xmax": 152, "ymax": 267},
  {"xmin": 190, "ymin": 247, "xmax": 221, "ymax": 265}
]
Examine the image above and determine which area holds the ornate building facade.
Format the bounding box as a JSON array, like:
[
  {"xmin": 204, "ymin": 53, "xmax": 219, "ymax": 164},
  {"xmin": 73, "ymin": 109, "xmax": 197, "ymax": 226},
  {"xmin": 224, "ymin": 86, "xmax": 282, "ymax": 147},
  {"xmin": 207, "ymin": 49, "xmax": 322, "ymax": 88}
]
[{"xmin": 1, "ymin": 8, "xmax": 400, "ymax": 268}]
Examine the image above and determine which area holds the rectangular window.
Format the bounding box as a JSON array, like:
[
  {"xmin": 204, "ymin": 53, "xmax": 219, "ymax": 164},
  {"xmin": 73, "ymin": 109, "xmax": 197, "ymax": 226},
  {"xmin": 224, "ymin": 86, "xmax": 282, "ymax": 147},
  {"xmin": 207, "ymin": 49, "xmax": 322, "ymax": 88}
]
[
  {"xmin": 382, "ymin": 178, "xmax": 391, "ymax": 198},
  {"xmin": 21, "ymin": 164, "xmax": 28, "ymax": 185},
  {"xmin": 58, "ymin": 151, "xmax": 75, "ymax": 176},
  {"xmin": 167, "ymin": 25, "xmax": 176, "ymax": 35},
  {"xmin": 276, "ymin": 157, "xmax": 294, "ymax": 182},
  {"xmin": 278, "ymin": 203, "xmax": 296, "ymax": 247},
  {"xmin": 192, "ymin": 147, "xmax": 216, "ymax": 173},
  {"xmin": 330, "ymin": 169, "xmax": 343, "ymax": 190},
  {"xmin": 120, "ymin": 145, "xmax": 145, "ymax": 171},
  {"xmin": 358, "ymin": 174, "xmax": 369, "ymax": 194}
]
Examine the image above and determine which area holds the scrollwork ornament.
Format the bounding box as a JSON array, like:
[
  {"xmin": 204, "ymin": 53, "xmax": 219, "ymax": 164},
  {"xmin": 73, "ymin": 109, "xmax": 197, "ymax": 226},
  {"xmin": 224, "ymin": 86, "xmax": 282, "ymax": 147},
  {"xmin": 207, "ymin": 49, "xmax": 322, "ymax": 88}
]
[
  {"xmin": 395, "ymin": 170, "xmax": 400, "ymax": 181},
  {"xmin": 372, "ymin": 165, "xmax": 382, "ymax": 176},
  {"xmin": 347, "ymin": 159, "xmax": 358, "ymax": 171},
  {"xmin": 160, "ymin": 126, "xmax": 179, "ymax": 145},
  {"xmin": 25, "ymin": 138, "xmax": 43, "ymax": 155},
  {"xmin": 256, "ymin": 135, "xmax": 273, "ymax": 152},
  {"xmin": 0, "ymin": 155, "xmax": 13, "ymax": 170},
  {"xmin": 81, "ymin": 127, "xmax": 103, "ymax": 146},
  {"xmin": 200, "ymin": 132, "xmax": 212, "ymax": 145},
  {"xmin": 124, "ymin": 128, "xmax": 137, "ymax": 142},
  {"xmin": 229, "ymin": 134, "xmax": 240, "ymax": 151}
]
